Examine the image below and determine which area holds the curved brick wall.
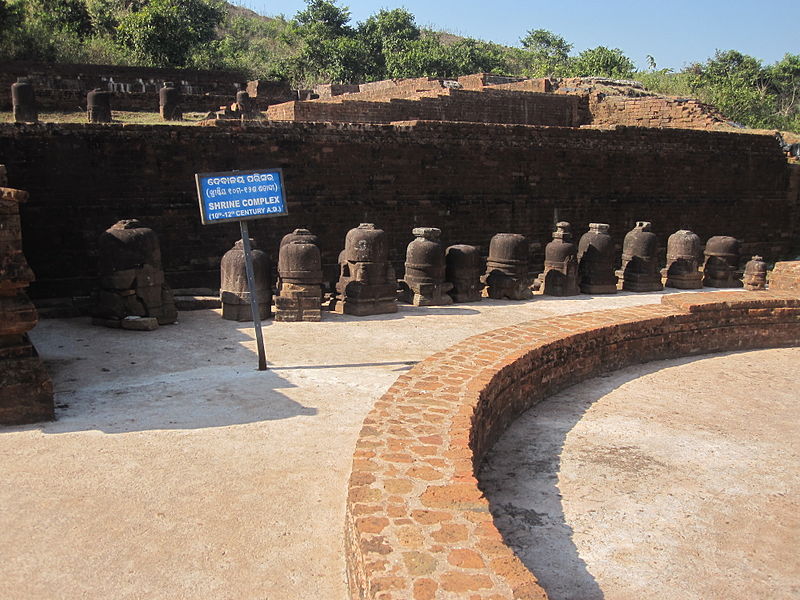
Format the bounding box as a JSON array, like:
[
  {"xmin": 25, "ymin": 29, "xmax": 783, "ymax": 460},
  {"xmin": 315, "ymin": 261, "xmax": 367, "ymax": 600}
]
[{"xmin": 345, "ymin": 291, "xmax": 800, "ymax": 599}]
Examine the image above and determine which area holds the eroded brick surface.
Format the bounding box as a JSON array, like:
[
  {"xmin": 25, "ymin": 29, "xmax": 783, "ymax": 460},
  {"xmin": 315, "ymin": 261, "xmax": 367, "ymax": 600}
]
[{"xmin": 0, "ymin": 122, "xmax": 793, "ymax": 298}]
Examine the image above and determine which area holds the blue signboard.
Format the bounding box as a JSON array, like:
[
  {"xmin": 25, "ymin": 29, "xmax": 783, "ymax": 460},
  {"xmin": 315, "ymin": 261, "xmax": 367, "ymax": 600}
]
[{"xmin": 195, "ymin": 168, "xmax": 288, "ymax": 225}]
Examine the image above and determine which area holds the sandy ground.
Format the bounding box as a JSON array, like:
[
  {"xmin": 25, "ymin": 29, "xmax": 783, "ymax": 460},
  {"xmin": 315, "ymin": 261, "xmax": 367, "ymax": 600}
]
[
  {"xmin": 481, "ymin": 348, "xmax": 800, "ymax": 600},
  {"xmin": 0, "ymin": 289, "xmax": 789, "ymax": 600},
  {"xmin": 0, "ymin": 293, "xmax": 680, "ymax": 600}
]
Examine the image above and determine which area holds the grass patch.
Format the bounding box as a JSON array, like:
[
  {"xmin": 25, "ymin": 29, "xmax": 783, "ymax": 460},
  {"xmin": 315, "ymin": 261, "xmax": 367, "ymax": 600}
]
[{"xmin": 0, "ymin": 111, "xmax": 211, "ymax": 125}]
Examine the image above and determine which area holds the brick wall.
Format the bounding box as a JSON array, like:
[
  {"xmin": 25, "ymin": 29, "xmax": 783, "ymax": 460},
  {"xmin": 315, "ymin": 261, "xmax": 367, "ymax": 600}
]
[
  {"xmin": 345, "ymin": 291, "xmax": 800, "ymax": 599},
  {"xmin": 0, "ymin": 121, "xmax": 793, "ymax": 299},
  {"xmin": 589, "ymin": 95, "xmax": 730, "ymax": 130},
  {"xmin": 267, "ymin": 88, "xmax": 585, "ymax": 127}
]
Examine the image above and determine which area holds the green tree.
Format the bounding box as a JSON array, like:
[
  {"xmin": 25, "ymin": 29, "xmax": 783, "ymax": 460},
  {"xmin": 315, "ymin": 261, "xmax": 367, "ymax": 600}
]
[
  {"xmin": 357, "ymin": 8, "xmax": 420, "ymax": 80},
  {"xmin": 519, "ymin": 29, "xmax": 572, "ymax": 77},
  {"xmin": 293, "ymin": 0, "xmax": 362, "ymax": 84},
  {"xmin": 570, "ymin": 46, "xmax": 635, "ymax": 78},
  {"xmin": 116, "ymin": 0, "xmax": 224, "ymax": 67},
  {"xmin": 28, "ymin": 0, "xmax": 93, "ymax": 38},
  {"xmin": 764, "ymin": 53, "xmax": 800, "ymax": 124},
  {"xmin": 442, "ymin": 38, "xmax": 509, "ymax": 77},
  {"xmin": 0, "ymin": 0, "xmax": 21, "ymax": 41},
  {"xmin": 684, "ymin": 50, "xmax": 774, "ymax": 127},
  {"xmin": 85, "ymin": 0, "xmax": 126, "ymax": 35}
]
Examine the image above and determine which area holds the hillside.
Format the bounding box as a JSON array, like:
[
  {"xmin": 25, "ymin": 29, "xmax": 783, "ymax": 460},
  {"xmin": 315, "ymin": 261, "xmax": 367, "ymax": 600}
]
[{"xmin": 0, "ymin": 0, "xmax": 796, "ymax": 131}]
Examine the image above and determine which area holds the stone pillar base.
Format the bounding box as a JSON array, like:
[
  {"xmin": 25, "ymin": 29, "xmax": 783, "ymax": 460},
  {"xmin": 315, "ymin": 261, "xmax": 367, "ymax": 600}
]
[
  {"xmin": 0, "ymin": 337, "xmax": 54, "ymax": 425},
  {"xmin": 579, "ymin": 282, "xmax": 618, "ymax": 294},
  {"xmin": 702, "ymin": 276, "xmax": 743, "ymax": 288},
  {"xmin": 398, "ymin": 281, "xmax": 454, "ymax": 306},
  {"xmin": 333, "ymin": 299, "xmax": 398, "ymax": 316},
  {"xmin": 275, "ymin": 285, "xmax": 322, "ymax": 322}
]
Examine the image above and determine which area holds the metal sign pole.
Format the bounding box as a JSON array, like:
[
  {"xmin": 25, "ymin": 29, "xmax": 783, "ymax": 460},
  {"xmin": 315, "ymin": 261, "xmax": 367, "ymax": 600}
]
[{"xmin": 239, "ymin": 220, "xmax": 267, "ymax": 371}]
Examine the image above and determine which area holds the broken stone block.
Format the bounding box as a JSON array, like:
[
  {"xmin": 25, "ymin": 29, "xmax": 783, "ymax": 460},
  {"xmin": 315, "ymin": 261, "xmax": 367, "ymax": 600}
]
[
  {"xmin": 768, "ymin": 261, "xmax": 800, "ymax": 292},
  {"xmin": 0, "ymin": 173, "xmax": 53, "ymax": 424},
  {"xmin": 399, "ymin": 228, "xmax": 453, "ymax": 306},
  {"xmin": 617, "ymin": 221, "xmax": 663, "ymax": 292},
  {"xmin": 92, "ymin": 220, "xmax": 177, "ymax": 328},
  {"xmin": 577, "ymin": 223, "xmax": 618, "ymax": 294},
  {"xmin": 220, "ymin": 238, "xmax": 272, "ymax": 322},
  {"xmin": 537, "ymin": 222, "xmax": 579, "ymax": 296},
  {"xmin": 333, "ymin": 223, "xmax": 397, "ymax": 316},
  {"xmin": 662, "ymin": 229, "xmax": 703, "ymax": 289},
  {"xmin": 275, "ymin": 232, "xmax": 323, "ymax": 322},
  {"xmin": 445, "ymin": 244, "xmax": 483, "ymax": 303},
  {"xmin": 703, "ymin": 236, "xmax": 743, "ymax": 288},
  {"xmin": 481, "ymin": 233, "xmax": 531, "ymax": 300},
  {"xmin": 743, "ymin": 256, "xmax": 768, "ymax": 291}
]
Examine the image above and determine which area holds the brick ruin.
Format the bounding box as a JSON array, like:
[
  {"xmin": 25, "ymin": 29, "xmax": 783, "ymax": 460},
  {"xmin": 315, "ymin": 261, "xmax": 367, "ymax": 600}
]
[
  {"xmin": 4, "ymin": 63, "xmax": 735, "ymax": 130},
  {"xmin": 345, "ymin": 291, "xmax": 800, "ymax": 599},
  {"xmin": 0, "ymin": 66, "xmax": 798, "ymax": 303},
  {"xmin": 0, "ymin": 118, "xmax": 796, "ymax": 302},
  {"xmin": 0, "ymin": 165, "xmax": 53, "ymax": 425},
  {"xmin": 264, "ymin": 73, "xmax": 728, "ymax": 130},
  {"xmin": 2, "ymin": 63, "xmax": 800, "ymax": 597}
]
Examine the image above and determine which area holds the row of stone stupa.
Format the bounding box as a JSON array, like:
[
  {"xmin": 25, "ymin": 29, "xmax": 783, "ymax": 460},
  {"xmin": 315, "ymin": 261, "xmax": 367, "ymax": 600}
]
[
  {"xmin": 327, "ymin": 222, "xmax": 767, "ymax": 317},
  {"xmin": 90, "ymin": 220, "xmax": 768, "ymax": 329}
]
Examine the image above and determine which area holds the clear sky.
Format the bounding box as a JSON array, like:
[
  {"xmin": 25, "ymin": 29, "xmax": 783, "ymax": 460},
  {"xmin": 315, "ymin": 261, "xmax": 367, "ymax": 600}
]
[{"xmin": 237, "ymin": 0, "xmax": 799, "ymax": 71}]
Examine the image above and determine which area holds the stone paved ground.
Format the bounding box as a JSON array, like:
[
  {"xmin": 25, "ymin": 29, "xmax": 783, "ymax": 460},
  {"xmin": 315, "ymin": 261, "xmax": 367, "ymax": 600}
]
[
  {"xmin": 0, "ymin": 290, "xmax": 790, "ymax": 599},
  {"xmin": 481, "ymin": 347, "xmax": 800, "ymax": 600}
]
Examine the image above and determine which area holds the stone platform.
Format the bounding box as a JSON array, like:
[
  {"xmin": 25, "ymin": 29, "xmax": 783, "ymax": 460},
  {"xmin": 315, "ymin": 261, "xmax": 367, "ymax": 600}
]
[{"xmin": 0, "ymin": 290, "xmax": 797, "ymax": 599}]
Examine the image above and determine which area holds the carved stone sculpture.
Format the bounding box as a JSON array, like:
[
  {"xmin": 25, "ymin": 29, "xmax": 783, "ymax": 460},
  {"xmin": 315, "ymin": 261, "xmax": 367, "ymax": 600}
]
[
  {"xmin": 11, "ymin": 78, "xmax": 38, "ymax": 123},
  {"xmin": 92, "ymin": 219, "xmax": 177, "ymax": 329},
  {"xmin": 617, "ymin": 221, "xmax": 663, "ymax": 292},
  {"xmin": 159, "ymin": 82, "xmax": 182, "ymax": 121},
  {"xmin": 481, "ymin": 233, "xmax": 532, "ymax": 300},
  {"xmin": 399, "ymin": 228, "xmax": 453, "ymax": 306},
  {"xmin": 87, "ymin": 88, "xmax": 112, "ymax": 123},
  {"xmin": 743, "ymin": 255, "xmax": 768, "ymax": 291},
  {"xmin": 703, "ymin": 236, "xmax": 743, "ymax": 288},
  {"xmin": 334, "ymin": 223, "xmax": 397, "ymax": 316},
  {"xmin": 276, "ymin": 233, "xmax": 323, "ymax": 322},
  {"xmin": 662, "ymin": 229, "xmax": 703, "ymax": 289},
  {"xmin": 220, "ymin": 238, "xmax": 271, "ymax": 321},
  {"xmin": 445, "ymin": 244, "xmax": 483, "ymax": 303},
  {"xmin": 577, "ymin": 223, "xmax": 618, "ymax": 294},
  {"xmin": 0, "ymin": 167, "xmax": 54, "ymax": 424},
  {"xmin": 537, "ymin": 222, "xmax": 579, "ymax": 296}
]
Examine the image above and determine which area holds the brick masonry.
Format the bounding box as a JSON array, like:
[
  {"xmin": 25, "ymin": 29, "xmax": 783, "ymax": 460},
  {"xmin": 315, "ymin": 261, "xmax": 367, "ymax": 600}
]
[
  {"xmin": 588, "ymin": 95, "xmax": 729, "ymax": 130},
  {"xmin": 344, "ymin": 290, "xmax": 800, "ymax": 599},
  {"xmin": 0, "ymin": 121, "xmax": 795, "ymax": 299},
  {"xmin": 0, "ymin": 167, "xmax": 54, "ymax": 424},
  {"xmin": 769, "ymin": 260, "xmax": 800, "ymax": 292},
  {"xmin": 267, "ymin": 88, "xmax": 585, "ymax": 127}
]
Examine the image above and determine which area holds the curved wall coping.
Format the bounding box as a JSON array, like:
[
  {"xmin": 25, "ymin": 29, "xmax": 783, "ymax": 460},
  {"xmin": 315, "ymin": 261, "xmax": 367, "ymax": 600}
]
[{"xmin": 345, "ymin": 291, "xmax": 800, "ymax": 599}]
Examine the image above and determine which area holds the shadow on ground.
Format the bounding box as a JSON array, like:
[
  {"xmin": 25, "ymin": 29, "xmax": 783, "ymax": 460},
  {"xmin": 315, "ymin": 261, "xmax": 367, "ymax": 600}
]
[
  {"xmin": 17, "ymin": 314, "xmax": 321, "ymax": 435},
  {"xmin": 477, "ymin": 354, "xmax": 723, "ymax": 600}
]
